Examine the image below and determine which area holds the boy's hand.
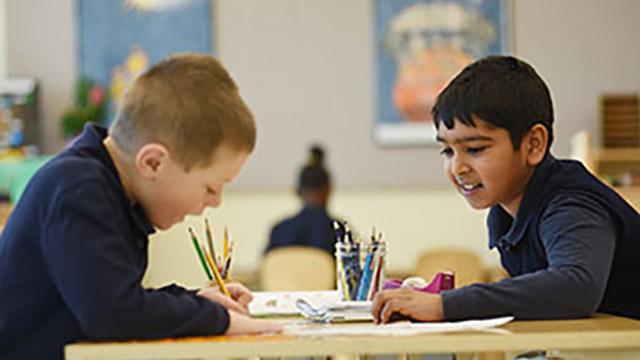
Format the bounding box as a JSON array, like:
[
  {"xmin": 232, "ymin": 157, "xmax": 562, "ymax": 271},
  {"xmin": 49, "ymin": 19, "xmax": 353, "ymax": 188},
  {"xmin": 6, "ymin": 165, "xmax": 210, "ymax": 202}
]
[
  {"xmin": 371, "ymin": 288, "xmax": 444, "ymax": 324},
  {"xmin": 225, "ymin": 310, "xmax": 284, "ymax": 335},
  {"xmin": 225, "ymin": 282, "xmax": 253, "ymax": 309},
  {"xmin": 197, "ymin": 282, "xmax": 253, "ymax": 315}
]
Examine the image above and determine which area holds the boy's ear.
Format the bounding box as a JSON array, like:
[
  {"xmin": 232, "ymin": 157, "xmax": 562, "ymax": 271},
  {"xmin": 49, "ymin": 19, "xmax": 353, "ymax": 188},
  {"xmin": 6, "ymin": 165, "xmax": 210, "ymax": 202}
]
[
  {"xmin": 134, "ymin": 143, "xmax": 171, "ymax": 180},
  {"xmin": 522, "ymin": 124, "xmax": 548, "ymax": 166}
]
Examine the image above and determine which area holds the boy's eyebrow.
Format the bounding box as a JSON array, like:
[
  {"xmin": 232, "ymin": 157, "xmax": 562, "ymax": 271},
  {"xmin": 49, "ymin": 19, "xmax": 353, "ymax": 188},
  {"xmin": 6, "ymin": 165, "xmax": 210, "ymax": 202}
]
[{"xmin": 436, "ymin": 135, "xmax": 494, "ymax": 144}]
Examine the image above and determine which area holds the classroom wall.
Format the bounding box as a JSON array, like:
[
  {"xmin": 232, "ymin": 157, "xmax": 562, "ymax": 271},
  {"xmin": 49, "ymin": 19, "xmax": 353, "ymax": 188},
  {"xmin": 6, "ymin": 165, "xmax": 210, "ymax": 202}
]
[
  {"xmin": 4, "ymin": 0, "xmax": 640, "ymax": 187},
  {"xmin": 2, "ymin": 1, "xmax": 639, "ymax": 288},
  {"xmin": 5, "ymin": 0, "xmax": 75, "ymax": 151},
  {"xmin": 0, "ymin": 1, "xmax": 6, "ymax": 77},
  {"xmin": 143, "ymin": 186, "xmax": 494, "ymax": 288}
]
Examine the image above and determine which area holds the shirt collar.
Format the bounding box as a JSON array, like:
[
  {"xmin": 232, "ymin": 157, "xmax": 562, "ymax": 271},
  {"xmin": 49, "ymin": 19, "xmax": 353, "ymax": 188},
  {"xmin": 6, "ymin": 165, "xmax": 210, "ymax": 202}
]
[
  {"xmin": 72, "ymin": 124, "xmax": 155, "ymax": 238},
  {"xmin": 488, "ymin": 153, "xmax": 557, "ymax": 249}
]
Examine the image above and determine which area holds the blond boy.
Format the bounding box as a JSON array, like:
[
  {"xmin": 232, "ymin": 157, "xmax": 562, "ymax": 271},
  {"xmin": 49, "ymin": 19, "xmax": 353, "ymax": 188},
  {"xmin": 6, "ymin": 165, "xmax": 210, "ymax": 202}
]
[{"xmin": 0, "ymin": 54, "xmax": 281, "ymax": 360}]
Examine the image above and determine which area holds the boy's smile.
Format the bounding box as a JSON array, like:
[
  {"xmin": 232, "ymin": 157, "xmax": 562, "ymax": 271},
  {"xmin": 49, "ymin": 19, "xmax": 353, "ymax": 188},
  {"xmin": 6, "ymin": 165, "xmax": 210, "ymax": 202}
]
[{"xmin": 436, "ymin": 117, "xmax": 536, "ymax": 216}]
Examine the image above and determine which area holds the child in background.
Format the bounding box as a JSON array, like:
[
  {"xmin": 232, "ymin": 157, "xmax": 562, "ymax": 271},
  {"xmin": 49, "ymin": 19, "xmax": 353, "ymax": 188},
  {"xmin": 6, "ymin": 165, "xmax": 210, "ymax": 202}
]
[
  {"xmin": 265, "ymin": 145, "xmax": 338, "ymax": 256},
  {"xmin": 0, "ymin": 54, "xmax": 281, "ymax": 360},
  {"xmin": 373, "ymin": 56, "xmax": 640, "ymax": 323}
]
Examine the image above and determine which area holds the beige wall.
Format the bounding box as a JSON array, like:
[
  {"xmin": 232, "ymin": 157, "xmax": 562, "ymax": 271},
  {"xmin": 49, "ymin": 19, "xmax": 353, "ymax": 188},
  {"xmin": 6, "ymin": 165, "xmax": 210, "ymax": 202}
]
[
  {"xmin": 0, "ymin": 1, "xmax": 6, "ymax": 77},
  {"xmin": 1, "ymin": 1, "xmax": 639, "ymax": 289},
  {"xmin": 4, "ymin": 0, "xmax": 640, "ymax": 186},
  {"xmin": 514, "ymin": 0, "xmax": 640, "ymax": 163},
  {"xmin": 144, "ymin": 186, "xmax": 494, "ymax": 288},
  {"xmin": 5, "ymin": 0, "xmax": 75, "ymax": 150}
]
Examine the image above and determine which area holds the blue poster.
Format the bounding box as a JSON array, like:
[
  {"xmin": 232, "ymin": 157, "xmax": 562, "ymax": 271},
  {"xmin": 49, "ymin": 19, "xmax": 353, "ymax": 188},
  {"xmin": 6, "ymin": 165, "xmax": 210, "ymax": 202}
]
[
  {"xmin": 374, "ymin": 0, "xmax": 511, "ymax": 145},
  {"xmin": 77, "ymin": 0, "xmax": 213, "ymax": 123}
]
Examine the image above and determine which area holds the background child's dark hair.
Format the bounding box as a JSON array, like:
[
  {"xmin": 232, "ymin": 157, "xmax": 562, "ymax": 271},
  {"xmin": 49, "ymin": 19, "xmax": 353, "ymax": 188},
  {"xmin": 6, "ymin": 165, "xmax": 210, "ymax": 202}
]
[
  {"xmin": 297, "ymin": 145, "xmax": 331, "ymax": 192},
  {"xmin": 432, "ymin": 55, "xmax": 554, "ymax": 150}
]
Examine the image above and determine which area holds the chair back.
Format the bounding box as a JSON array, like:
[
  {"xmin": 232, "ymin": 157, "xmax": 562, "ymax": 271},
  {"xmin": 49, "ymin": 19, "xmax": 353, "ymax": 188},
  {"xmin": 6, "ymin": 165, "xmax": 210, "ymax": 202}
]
[
  {"xmin": 260, "ymin": 246, "xmax": 335, "ymax": 291},
  {"xmin": 0, "ymin": 203, "xmax": 12, "ymax": 232},
  {"xmin": 414, "ymin": 248, "xmax": 486, "ymax": 288}
]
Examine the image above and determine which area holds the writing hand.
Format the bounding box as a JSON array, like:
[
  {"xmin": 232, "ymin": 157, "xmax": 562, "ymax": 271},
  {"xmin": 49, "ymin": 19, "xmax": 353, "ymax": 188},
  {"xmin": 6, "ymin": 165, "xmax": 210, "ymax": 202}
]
[{"xmin": 371, "ymin": 288, "xmax": 444, "ymax": 324}]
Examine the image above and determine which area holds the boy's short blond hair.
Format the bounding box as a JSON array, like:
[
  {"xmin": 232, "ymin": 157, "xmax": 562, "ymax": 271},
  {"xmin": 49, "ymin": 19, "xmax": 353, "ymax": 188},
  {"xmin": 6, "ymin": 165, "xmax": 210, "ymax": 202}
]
[{"xmin": 110, "ymin": 53, "xmax": 256, "ymax": 171}]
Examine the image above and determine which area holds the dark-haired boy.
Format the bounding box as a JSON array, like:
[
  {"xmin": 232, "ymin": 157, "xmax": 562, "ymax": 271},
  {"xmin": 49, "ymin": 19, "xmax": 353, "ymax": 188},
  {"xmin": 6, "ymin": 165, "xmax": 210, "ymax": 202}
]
[{"xmin": 373, "ymin": 56, "xmax": 640, "ymax": 323}]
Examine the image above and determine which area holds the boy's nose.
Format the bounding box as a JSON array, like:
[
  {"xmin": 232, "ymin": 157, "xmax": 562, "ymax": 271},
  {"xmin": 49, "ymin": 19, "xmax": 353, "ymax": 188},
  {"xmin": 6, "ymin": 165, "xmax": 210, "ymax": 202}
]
[
  {"xmin": 451, "ymin": 155, "xmax": 471, "ymax": 176},
  {"xmin": 205, "ymin": 188, "xmax": 223, "ymax": 208},
  {"xmin": 205, "ymin": 196, "xmax": 221, "ymax": 208}
]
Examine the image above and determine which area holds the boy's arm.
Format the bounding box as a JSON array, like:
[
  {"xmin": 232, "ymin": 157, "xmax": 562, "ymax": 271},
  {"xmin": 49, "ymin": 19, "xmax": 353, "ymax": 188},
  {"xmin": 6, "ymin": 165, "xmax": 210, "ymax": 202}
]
[
  {"xmin": 42, "ymin": 178, "xmax": 231, "ymax": 340},
  {"xmin": 226, "ymin": 310, "xmax": 283, "ymax": 335},
  {"xmin": 442, "ymin": 193, "xmax": 616, "ymax": 320}
]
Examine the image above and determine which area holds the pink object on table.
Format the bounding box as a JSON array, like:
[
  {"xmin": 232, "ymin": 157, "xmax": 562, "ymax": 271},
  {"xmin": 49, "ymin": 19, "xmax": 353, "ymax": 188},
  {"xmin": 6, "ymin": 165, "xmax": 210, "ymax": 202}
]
[{"xmin": 383, "ymin": 271, "xmax": 455, "ymax": 293}]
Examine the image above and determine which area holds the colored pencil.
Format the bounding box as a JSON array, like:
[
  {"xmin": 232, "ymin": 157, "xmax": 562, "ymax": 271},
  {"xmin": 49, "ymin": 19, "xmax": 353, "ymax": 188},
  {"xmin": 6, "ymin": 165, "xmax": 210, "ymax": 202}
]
[
  {"xmin": 223, "ymin": 226, "xmax": 229, "ymax": 262},
  {"xmin": 204, "ymin": 218, "xmax": 218, "ymax": 267},
  {"xmin": 188, "ymin": 227, "xmax": 212, "ymax": 281},
  {"xmin": 203, "ymin": 246, "xmax": 230, "ymax": 297}
]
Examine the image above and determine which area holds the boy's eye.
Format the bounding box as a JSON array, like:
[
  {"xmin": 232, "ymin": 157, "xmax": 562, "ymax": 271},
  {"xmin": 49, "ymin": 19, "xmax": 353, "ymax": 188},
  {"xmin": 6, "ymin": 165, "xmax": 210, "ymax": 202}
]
[
  {"xmin": 205, "ymin": 187, "xmax": 216, "ymax": 195},
  {"xmin": 467, "ymin": 146, "xmax": 487, "ymax": 155},
  {"xmin": 439, "ymin": 147, "xmax": 454, "ymax": 157}
]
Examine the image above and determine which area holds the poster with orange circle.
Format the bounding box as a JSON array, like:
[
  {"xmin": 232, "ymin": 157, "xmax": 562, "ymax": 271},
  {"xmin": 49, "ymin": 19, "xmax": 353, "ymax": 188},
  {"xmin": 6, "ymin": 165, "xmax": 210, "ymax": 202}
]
[{"xmin": 374, "ymin": 0, "xmax": 512, "ymax": 146}]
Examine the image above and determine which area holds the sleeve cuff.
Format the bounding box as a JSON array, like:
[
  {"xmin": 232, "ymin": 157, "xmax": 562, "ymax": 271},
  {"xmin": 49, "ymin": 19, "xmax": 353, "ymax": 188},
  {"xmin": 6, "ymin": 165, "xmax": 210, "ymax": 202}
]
[
  {"xmin": 207, "ymin": 301, "xmax": 230, "ymax": 334},
  {"xmin": 441, "ymin": 287, "xmax": 474, "ymax": 321}
]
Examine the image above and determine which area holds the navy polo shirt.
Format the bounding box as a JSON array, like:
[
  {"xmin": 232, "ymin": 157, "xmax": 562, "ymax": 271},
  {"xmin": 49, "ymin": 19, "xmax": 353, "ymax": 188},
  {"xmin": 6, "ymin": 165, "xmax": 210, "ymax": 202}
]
[
  {"xmin": 0, "ymin": 124, "xmax": 229, "ymax": 360},
  {"xmin": 442, "ymin": 154, "xmax": 640, "ymax": 320},
  {"xmin": 265, "ymin": 205, "xmax": 337, "ymax": 255}
]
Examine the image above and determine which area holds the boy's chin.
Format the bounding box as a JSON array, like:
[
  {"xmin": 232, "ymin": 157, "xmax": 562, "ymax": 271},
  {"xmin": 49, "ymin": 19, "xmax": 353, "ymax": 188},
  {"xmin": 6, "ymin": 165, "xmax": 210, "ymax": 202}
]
[
  {"xmin": 153, "ymin": 218, "xmax": 180, "ymax": 231},
  {"xmin": 465, "ymin": 200, "xmax": 493, "ymax": 210},
  {"xmin": 155, "ymin": 223, "xmax": 172, "ymax": 231}
]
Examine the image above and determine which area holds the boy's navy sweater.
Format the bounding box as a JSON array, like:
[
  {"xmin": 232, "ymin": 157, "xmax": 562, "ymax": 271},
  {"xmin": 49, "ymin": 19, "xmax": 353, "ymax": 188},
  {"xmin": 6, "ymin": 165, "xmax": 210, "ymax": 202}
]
[
  {"xmin": 0, "ymin": 125, "xmax": 229, "ymax": 360},
  {"xmin": 442, "ymin": 154, "xmax": 640, "ymax": 320}
]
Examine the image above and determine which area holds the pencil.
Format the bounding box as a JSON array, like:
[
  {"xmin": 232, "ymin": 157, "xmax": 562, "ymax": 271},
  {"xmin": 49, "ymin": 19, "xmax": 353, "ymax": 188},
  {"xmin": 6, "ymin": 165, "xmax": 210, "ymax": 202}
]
[
  {"xmin": 221, "ymin": 239, "xmax": 233, "ymax": 279},
  {"xmin": 222, "ymin": 257, "xmax": 232, "ymax": 280},
  {"xmin": 204, "ymin": 248, "xmax": 230, "ymax": 297},
  {"xmin": 204, "ymin": 219, "xmax": 218, "ymax": 267},
  {"xmin": 356, "ymin": 250, "xmax": 374, "ymax": 301},
  {"xmin": 337, "ymin": 257, "xmax": 351, "ymax": 301},
  {"xmin": 188, "ymin": 227, "xmax": 212, "ymax": 281},
  {"xmin": 223, "ymin": 226, "xmax": 229, "ymax": 262}
]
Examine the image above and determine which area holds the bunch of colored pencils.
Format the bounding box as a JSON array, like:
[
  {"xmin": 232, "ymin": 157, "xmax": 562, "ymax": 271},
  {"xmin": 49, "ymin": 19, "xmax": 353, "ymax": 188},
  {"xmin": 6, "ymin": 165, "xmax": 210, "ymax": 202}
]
[
  {"xmin": 188, "ymin": 219, "xmax": 234, "ymax": 297},
  {"xmin": 333, "ymin": 221, "xmax": 386, "ymax": 301}
]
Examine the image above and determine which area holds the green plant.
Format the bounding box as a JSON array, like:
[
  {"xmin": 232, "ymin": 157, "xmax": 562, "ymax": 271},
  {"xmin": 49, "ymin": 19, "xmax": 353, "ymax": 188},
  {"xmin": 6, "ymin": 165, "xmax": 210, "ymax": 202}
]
[{"xmin": 60, "ymin": 78, "xmax": 107, "ymax": 138}]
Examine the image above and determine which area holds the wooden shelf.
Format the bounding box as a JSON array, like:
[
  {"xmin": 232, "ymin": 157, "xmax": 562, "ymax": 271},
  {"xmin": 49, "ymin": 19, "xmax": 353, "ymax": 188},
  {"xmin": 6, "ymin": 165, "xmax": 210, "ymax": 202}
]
[
  {"xmin": 615, "ymin": 186, "xmax": 640, "ymax": 211},
  {"xmin": 571, "ymin": 132, "xmax": 639, "ymax": 210},
  {"xmin": 595, "ymin": 147, "xmax": 640, "ymax": 162},
  {"xmin": 591, "ymin": 147, "xmax": 640, "ymax": 210}
]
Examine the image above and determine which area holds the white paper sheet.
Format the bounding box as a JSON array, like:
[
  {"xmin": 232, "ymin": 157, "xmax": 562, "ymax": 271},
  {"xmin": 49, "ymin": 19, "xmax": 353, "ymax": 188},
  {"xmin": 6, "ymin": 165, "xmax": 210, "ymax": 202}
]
[
  {"xmin": 249, "ymin": 291, "xmax": 341, "ymax": 316},
  {"xmin": 249, "ymin": 291, "xmax": 374, "ymax": 321},
  {"xmin": 284, "ymin": 316, "xmax": 514, "ymax": 336}
]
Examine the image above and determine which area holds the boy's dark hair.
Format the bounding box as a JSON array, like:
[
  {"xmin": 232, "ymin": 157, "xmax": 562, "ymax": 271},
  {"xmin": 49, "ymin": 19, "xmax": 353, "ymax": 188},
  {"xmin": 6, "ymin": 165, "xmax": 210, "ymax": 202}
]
[
  {"xmin": 432, "ymin": 55, "xmax": 554, "ymax": 150},
  {"xmin": 297, "ymin": 145, "xmax": 331, "ymax": 192}
]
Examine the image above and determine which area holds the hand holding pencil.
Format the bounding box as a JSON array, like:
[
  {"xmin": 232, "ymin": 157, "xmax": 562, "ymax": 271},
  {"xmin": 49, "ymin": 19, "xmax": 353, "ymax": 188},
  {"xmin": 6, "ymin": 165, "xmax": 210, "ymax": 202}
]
[
  {"xmin": 190, "ymin": 221, "xmax": 259, "ymax": 316},
  {"xmin": 196, "ymin": 282, "xmax": 252, "ymax": 314}
]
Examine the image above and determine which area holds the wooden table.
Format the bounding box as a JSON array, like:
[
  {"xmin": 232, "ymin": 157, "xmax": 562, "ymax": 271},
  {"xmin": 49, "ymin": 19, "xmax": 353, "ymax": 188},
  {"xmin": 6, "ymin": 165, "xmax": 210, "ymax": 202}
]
[{"xmin": 65, "ymin": 314, "xmax": 640, "ymax": 360}]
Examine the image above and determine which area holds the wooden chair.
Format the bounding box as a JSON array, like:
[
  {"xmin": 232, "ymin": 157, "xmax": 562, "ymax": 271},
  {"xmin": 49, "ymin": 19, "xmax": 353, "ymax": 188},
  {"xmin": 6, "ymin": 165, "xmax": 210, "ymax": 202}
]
[
  {"xmin": 414, "ymin": 248, "xmax": 486, "ymax": 288},
  {"xmin": 0, "ymin": 202, "xmax": 13, "ymax": 233},
  {"xmin": 260, "ymin": 246, "xmax": 335, "ymax": 291}
]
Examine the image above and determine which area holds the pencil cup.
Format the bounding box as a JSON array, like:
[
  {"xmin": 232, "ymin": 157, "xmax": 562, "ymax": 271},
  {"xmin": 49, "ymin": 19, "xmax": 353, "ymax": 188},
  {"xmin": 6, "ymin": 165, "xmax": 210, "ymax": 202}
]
[{"xmin": 335, "ymin": 240, "xmax": 387, "ymax": 301}]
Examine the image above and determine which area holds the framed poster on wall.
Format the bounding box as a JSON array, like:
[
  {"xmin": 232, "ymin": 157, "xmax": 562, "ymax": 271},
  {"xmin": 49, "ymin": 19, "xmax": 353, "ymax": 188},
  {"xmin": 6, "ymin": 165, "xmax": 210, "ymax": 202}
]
[
  {"xmin": 77, "ymin": 0, "xmax": 213, "ymax": 124},
  {"xmin": 373, "ymin": 0, "xmax": 512, "ymax": 146}
]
